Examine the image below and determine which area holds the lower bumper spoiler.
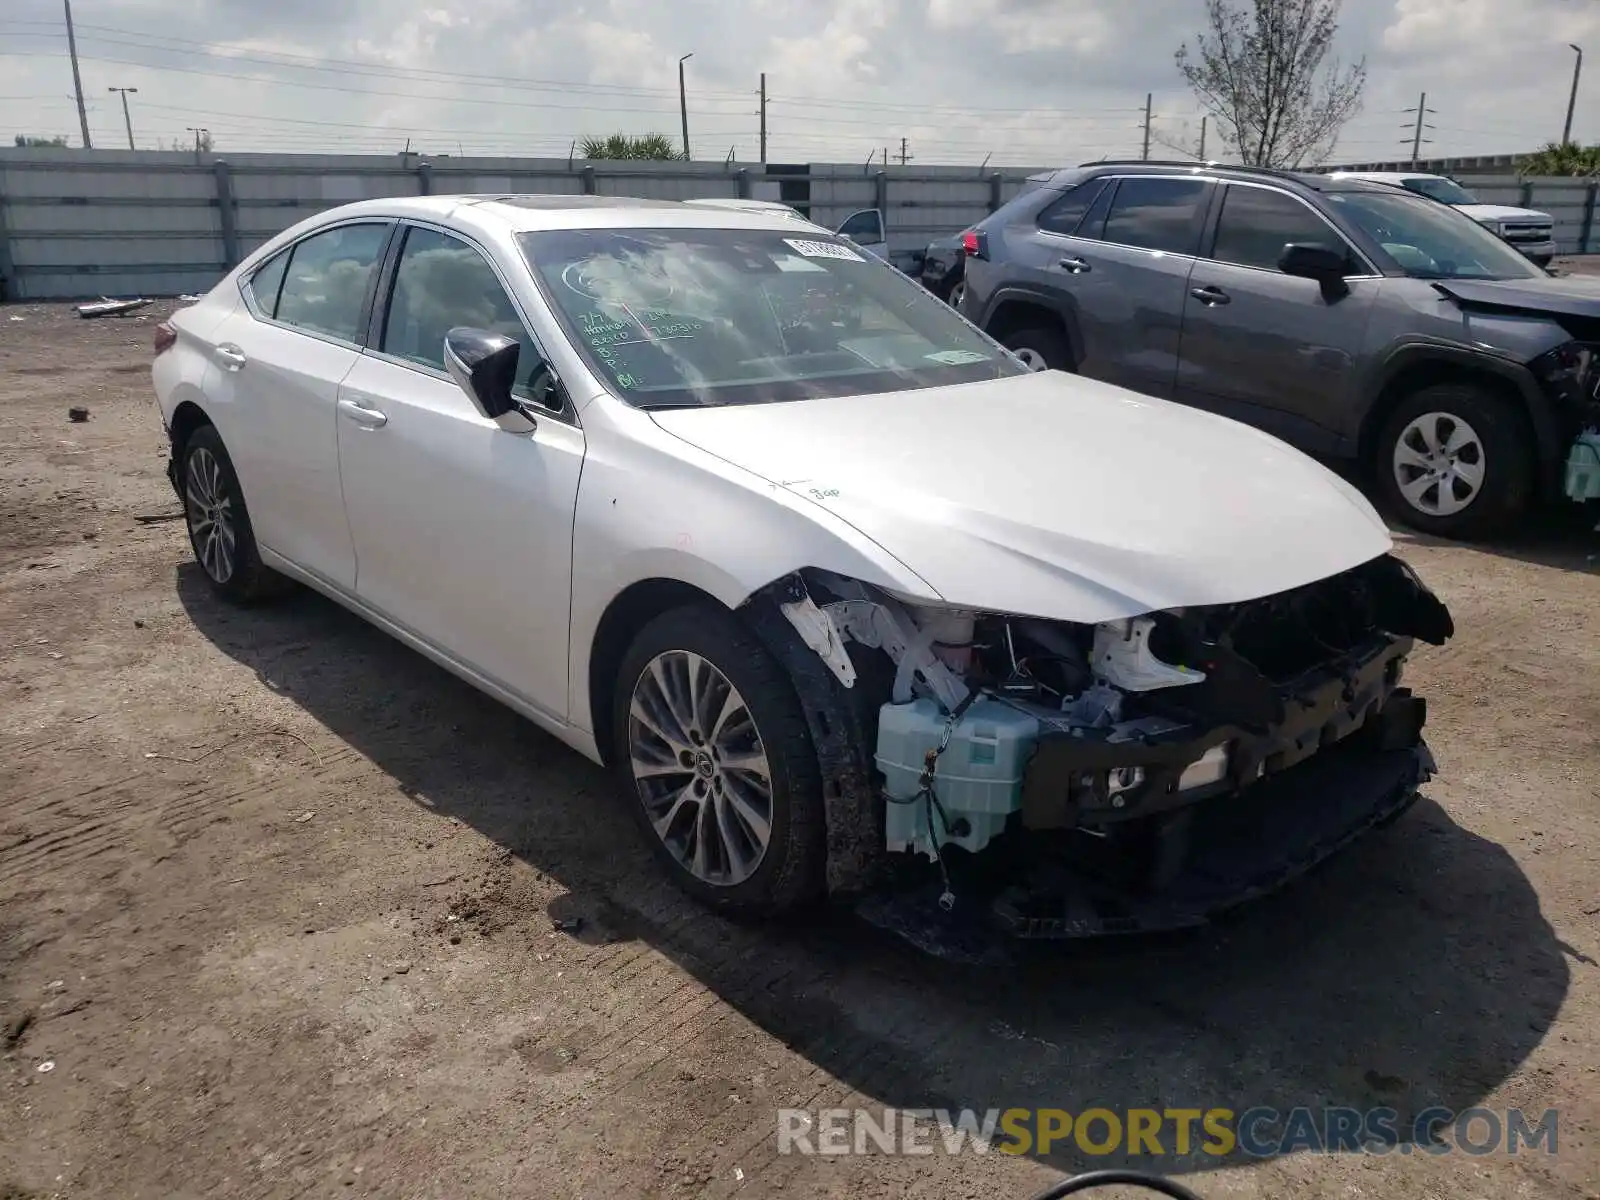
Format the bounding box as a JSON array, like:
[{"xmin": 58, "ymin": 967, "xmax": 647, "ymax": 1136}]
[
  {"xmin": 994, "ymin": 740, "xmax": 1431, "ymax": 939},
  {"xmin": 855, "ymin": 738, "xmax": 1433, "ymax": 953}
]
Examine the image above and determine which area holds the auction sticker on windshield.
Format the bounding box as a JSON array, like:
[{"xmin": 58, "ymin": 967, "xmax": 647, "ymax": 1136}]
[{"xmin": 783, "ymin": 238, "xmax": 866, "ymax": 262}]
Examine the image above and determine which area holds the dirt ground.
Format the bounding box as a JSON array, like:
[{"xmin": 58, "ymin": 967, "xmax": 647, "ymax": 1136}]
[{"xmin": 0, "ymin": 295, "xmax": 1597, "ymax": 1200}]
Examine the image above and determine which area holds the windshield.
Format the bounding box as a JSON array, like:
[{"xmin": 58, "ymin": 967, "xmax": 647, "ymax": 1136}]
[
  {"xmin": 518, "ymin": 228, "xmax": 1025, "ymax": 407},
  {"xmin": 1325, "ymin": 191, "xmax": 1544, "ymax": 280},
  {"xmin": 1400, "ymin": 176, "xmax": 1479, "ymax": 206}
]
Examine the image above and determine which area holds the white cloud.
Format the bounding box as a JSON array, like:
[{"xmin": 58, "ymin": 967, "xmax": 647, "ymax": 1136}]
[{"xmin": 0, "ymin": 0, "xmax": 1595, "ymax": 165}]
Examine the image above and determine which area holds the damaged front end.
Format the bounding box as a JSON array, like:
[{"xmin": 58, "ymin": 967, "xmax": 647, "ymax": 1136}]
[{"xmin": 745, "ymin": 554, "xmax": 1454, "ymax": 939}]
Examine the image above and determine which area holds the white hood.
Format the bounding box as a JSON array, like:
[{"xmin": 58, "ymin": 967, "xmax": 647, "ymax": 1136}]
[
  {"xmin": 651, "ymin": 371, "xmax": 1393, "ymax": 623},
  {"xmin": 1457, "ymin": 203, "xmax": 1553, "ymax": 225}
]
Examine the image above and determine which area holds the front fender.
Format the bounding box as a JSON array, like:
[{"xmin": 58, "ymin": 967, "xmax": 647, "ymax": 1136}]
[
  {"xmin": 1361, "ymin": 338, "xmax": 1568, "ymax": 494},
  {"xmin": 565, "ymin": 401, "xmax": 939, "ymax": 735}
]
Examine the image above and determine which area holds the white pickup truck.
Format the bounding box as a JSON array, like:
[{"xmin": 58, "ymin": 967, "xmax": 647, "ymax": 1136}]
[{"xmin": 1328, "ymin": 172, "xmax": 1556, "ymax": 266}]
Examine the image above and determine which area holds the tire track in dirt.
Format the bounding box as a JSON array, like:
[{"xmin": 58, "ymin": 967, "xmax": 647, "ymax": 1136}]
[{"xmin": 0, "ymin": 745, "xmax": 364, "ymax": 885}]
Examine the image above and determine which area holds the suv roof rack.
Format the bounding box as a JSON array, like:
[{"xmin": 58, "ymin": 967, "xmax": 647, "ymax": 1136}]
[{"xmin": 1072, "ymin": 159, "xmax": 1301, "ymax": 179}]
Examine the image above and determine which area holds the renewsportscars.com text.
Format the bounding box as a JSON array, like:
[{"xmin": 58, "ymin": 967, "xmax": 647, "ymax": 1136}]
[{"xmin": 775, "ymin": 1106, "xmax": 1559, "ymax": 1158}]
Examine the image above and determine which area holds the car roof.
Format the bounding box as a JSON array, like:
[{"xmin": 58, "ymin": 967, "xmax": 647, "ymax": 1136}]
[
  {"xmin": 301, "ymin": 193, "xmax": 822, "ymax": 233},
  {"xmin": 1044, "ymin": 161, "xmax": 1396, "ymax": 194},
  {"xmin": 1327, "ymin": 170, "xmax": 1439, "ymax": 182},
  {"xmin": 682, "ymin": 197, "xmax": 799, "ymax": 212}
]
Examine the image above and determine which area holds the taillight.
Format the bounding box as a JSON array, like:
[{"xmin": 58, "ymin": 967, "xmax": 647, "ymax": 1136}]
[
  {"xmin": 154, "ymin": 322, "xmax": 177, "ymax": 356},
  {"xmin": 960, "ymin": 229, "xmax": 979, "ymax": 255}
]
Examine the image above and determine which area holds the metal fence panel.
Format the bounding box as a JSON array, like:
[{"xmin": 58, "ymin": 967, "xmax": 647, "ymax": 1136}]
[{"xmin": 4, "ymin": 149, "xmax": 1595, "ymax": 300}]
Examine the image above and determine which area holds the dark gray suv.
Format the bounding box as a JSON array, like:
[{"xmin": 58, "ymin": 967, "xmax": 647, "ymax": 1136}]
[{"xmin": 963, "ymin": 162, "xmax": 1600, "ymax": 538}]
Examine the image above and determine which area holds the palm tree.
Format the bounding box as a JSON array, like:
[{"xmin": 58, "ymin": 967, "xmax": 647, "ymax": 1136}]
[
  {"xmin": 1520, "ymin": 141, "xmax": 1600, "ymax": 176},
  {"xmin": 578, "ymin": 133, "xmax": 686, "ymax": 161}
]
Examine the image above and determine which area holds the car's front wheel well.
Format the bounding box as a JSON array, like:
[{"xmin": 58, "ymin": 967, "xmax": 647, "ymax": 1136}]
[
  {"xmin": 588, "ymin": 578, "xmax": 729, "ymax": 765},
  {"xmin": 1359, "ymin": 360, "xmax": 1526, "ymax": 465}
]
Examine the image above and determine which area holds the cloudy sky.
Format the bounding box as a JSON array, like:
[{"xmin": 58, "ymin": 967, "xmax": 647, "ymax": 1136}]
[{"xmin": 2, "ymin": 0, "xmax": 1597, "ymax": 166}]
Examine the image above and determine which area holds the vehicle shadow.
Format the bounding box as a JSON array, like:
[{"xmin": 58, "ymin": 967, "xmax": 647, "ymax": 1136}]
[
  {"xmin": 1320, "ymin": 458, "xmax": 1598, "ymax": 574},
  {"xmin": 1386, "ymin": 506, "xmax": 1599, "ymax": 575},
  {"xmin": 177, "ymin": 567, "xmax": 1570, "ymax": 1178}
]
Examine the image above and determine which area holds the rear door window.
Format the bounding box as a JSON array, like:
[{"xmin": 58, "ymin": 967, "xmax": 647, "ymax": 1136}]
[
  {"xmin": 1100, "ymin": 178, "xmax": 1210, "ymax": 254},
  {"xmin": 1036, "ymin": 180, "xmax": 1109, "ymax": 236},
  {"xmin": 274, "ymin": 223, "xmax": 391, "ymax": 343},
  {"xmin": 246, "ymin": 250, "xmax": 288, "ymax": 317}
]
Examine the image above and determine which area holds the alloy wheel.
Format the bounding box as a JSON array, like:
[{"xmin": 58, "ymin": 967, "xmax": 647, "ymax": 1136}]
[
  {"xmin": 1012, "ymin": 346, "xmax": 1048, "ymax": 371},
  {"xmin": 947, "ymin": 281, "xmax": 966, "ymax": 309},
  {"xmin": 626, "ymin": 650, "xmax": 774, "ymax": 887},
  {"xmin": 1392, "ymin": 411, "xmax": 1486, "ymax": 518},
  {"xmin": 184, "ymin": 446, "xmax": 237, "ymax": 583}
]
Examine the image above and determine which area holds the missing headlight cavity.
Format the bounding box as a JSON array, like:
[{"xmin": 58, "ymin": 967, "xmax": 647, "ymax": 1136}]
[{"xmin": 745, "ymin": 556, "xmax": 1452, "ymax": 935}]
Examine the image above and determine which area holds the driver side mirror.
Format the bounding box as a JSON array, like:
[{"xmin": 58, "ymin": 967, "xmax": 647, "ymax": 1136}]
[
  {"xmin": 444, "ymin": 327, "xmax": 538, "ymax": 433},
  {"xmin": 1278, "ymin": 242, "xmax": 1351, "ymax": 298}
]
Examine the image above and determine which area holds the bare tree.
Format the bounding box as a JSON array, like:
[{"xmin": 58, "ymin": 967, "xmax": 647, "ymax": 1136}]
[{"xmin": 1175, "ymin": 0, "xmax": 1366, "ymax": 168}]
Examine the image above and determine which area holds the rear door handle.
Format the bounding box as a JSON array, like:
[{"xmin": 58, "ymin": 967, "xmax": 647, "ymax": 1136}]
[
  {"xmin": 337, "ymin": 397, "xmax": 388, "ymax": 429},
  {"xmin": 1058, "ymin": 257, "xmax": 1091, "ymax": 273},
  {"xmin": 215, "ymin": 344, "xmax": 247, "ymax": 371},
  {"xmin": 1190, "ymin": 285, "xmax": 1231, "ymax": 306}
]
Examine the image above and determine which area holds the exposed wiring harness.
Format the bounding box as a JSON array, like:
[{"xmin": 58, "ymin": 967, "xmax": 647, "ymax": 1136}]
[{"xmin": 1028, "ymin": 1170, "xmax": 1206, "ymax": 1199}]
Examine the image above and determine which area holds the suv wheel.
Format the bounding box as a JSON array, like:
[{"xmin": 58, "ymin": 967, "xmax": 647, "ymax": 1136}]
[
  {"xmin": 999, "ymin": 325, "xmax": 1071, "ymax": 372},
  {"xmin": 1376, "ymin": 383, "xmax": 1533, "ymax": 538},
  {"xmin": 612, "ymin": 604, "xmax": 825, "ymax": 914}
]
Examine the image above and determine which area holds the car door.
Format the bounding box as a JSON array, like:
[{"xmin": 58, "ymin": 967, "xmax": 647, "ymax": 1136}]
[
  {"xmin": 197, "ymin": 220, "xmax": 392, "ymax": 590},
  {"xmin": 1177, "ymin": 182, "xmax": 1381, "ymax": 453},
  {"xmin": 836, "ymin": 209, "xmax": 889, "ymax": 260},
  {"xmin": 1024, "ymin": 175, "xmax": 1211, "ymax": 397},
  {"xmin": 335, "ymin": 222, "xmax": 585, "ymax": 720}
]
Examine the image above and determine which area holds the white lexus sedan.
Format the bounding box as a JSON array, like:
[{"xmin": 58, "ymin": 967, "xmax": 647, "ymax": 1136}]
[{"xmin": 153, "ymin": 195, "xmax": 1455, "ymax": 937}]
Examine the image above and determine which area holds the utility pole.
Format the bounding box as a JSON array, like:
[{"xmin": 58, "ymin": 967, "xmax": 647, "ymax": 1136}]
[
  {"xmin": 882, "ymin": 147, "xmax": 889, "ymax": 167},
  {"xmin": 1198, "ymin": 115, "xmax": 1207, "ymax": 161},
  {"xmin": 1565, "ymin": 44, "xmax": 1584, "ymax": 145},
  {"xmin": 758, "ymin": 72, "xmax": 767, "ymax": 165},
  {"xmin": 108, "ymin": 86, "xmax": 138, "ymax": 150},
  {"xmin": 64, "ymin": 0, "xmax": 92, "ymax": 149},
  {"xmin": 1403, "ymin": 92, "xmax": 1434, "ymax": 169},
  {"xmin": 1141, "ymin": 93, "xmax": 1152, "ymax": 161},
  {"xmin": 897, "ymin": 136, "xmax": 912, "ymax": 166},
  {"xmin": 186, "ymin": 126, "xmax": 209, "ymax": 163},
  {"xmin": 678, "ymin": 53, "xmax": 694, "ymax": 160}
]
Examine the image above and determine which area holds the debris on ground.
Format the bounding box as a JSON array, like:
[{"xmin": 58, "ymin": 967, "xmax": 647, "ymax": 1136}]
[
  {"xmin": 67, "ymin": 407, "xmax": 89, "ymax": 423},
  {"xmin": 76, "ymin": 297, "xmax": 151, "ymax": 319},
  {"xmin": 4, "ymin": 1010, "xmax": 34, "ymax": 1048}
]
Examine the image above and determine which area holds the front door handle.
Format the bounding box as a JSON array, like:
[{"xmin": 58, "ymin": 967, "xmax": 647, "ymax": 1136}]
[
  {"xmin": 1058, "ymin": 256, "xmax": 1091, "ymax": 273},
  {"xmin": 337, "ymin": 398, "xmax": 388, "ymax": 429},
  {"xmin": 215, "ymin": 344, "xmax": 247, "ymax": 371},
  {"xmin": 1190, "ymin": 285, "xmax": 1231, "ymax": 306}
]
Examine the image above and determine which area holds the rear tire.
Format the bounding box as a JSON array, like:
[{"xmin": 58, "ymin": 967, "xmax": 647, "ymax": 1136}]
[
  {"xmin": 612, "ymin": 604, "xmax": 826, "ymax": 915},
  {"xmin": 1375, "ymin": 383, "xmax": 1534, "ymax": 539},
  {"xmin": 180, "ymin": 424, "xmax": 291, "ymax": 603},
  {"xmin": 999, "ymin": 324, "xmax": 1071, "ymax": 372}
]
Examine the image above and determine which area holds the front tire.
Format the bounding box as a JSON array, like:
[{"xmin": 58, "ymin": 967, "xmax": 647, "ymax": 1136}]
[
  {"xmin": 612, "ymin": 604, "xmax": 825, "ymax": 915},
  {"xmin": 1375, "ymin": 383, "xmax": 1534, "ymax": 539},
  {"xmin": 180, "ymin": 424, "xmax": 290, "ymax": 603}
]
